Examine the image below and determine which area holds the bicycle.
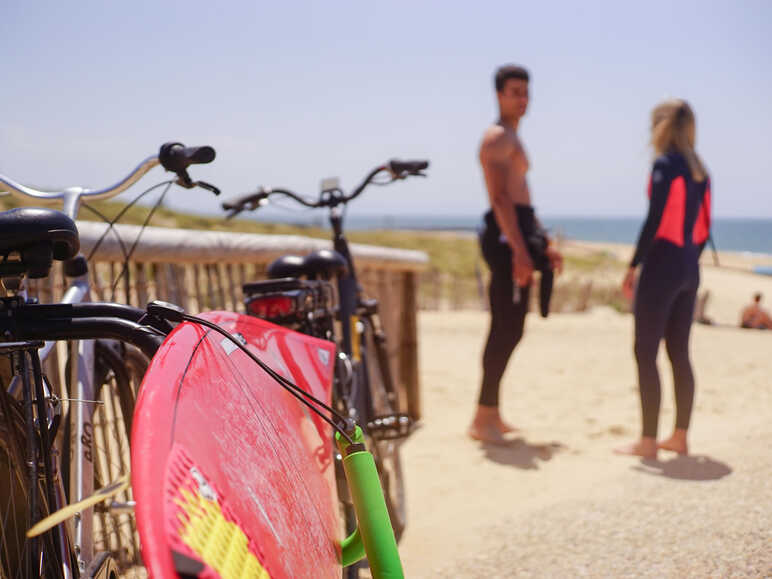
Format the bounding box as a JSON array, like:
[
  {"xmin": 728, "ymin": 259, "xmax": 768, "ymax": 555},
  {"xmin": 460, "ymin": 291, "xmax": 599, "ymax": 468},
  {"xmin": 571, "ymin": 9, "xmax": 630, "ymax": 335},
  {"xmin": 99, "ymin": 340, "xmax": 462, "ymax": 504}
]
[
  {"xmin": 0, "ymin": 142, "xmax": 218, "ymax": 576},
  {"xmin": 221, "ymin": 159, "xmax": 429, "ymax": 557}
]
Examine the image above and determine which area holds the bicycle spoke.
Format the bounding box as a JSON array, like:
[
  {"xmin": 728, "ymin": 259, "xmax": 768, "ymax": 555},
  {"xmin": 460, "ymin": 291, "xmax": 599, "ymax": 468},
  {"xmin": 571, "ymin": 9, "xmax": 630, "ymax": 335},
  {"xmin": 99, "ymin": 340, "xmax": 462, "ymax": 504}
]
[{"xmin": 0, "ymin": 395, "xmax": 60, "ymax": 578}]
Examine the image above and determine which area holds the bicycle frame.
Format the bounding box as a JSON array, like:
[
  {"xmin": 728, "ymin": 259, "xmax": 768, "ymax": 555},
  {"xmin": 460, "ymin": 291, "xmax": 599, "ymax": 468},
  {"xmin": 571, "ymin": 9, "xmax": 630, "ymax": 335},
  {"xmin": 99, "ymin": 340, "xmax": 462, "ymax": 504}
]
[{"xmin": 329, "ymin": 207, "xmax": 360, "ymax": 359}]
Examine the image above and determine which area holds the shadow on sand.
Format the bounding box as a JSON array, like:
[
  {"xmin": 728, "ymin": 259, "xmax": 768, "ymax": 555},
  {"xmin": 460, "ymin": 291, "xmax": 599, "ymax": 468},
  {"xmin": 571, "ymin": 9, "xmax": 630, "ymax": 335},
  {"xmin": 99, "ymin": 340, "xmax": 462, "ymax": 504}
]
[
  {"xmin": 634, "ymin": 454, "xmax": 732, "ymax": 481},
  {"xmin": 480, "ymin": 438, "xmax": 565, "ymax": 470}
]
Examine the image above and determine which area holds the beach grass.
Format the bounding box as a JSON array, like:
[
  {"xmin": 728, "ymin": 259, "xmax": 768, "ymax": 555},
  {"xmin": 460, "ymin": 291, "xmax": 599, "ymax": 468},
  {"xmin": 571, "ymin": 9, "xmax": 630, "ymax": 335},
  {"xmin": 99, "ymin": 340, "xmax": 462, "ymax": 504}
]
[{"xmin": 0, "ymin": 196, "xmax": 628, "ymax": 310}]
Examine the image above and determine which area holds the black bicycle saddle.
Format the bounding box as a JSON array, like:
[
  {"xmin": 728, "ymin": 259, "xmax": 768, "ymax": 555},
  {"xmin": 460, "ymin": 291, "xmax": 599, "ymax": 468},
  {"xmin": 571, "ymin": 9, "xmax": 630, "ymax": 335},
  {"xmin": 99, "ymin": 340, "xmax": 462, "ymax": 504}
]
[{"xmin": 0, "ymin": 208, "xmax": 80, "ymax": 279}]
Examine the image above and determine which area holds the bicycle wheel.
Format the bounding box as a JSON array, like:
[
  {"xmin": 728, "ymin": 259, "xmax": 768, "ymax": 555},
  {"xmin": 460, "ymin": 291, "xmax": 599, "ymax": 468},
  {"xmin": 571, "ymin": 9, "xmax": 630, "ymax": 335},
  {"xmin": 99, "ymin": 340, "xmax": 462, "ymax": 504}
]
[
  {"xmin": 64, "ymin": 340, "xmax": 148, "ymax": 574},
  {"xmin": 359, "ymin": 325, "xmax": 407, "ymax": 542},
  {"xmin": 0, "ymin": 389, "xmax": 62, "ymax": 578},
  {"xmin": 91, "ymin": 341, "xmax": 147, "ymax": 573}
]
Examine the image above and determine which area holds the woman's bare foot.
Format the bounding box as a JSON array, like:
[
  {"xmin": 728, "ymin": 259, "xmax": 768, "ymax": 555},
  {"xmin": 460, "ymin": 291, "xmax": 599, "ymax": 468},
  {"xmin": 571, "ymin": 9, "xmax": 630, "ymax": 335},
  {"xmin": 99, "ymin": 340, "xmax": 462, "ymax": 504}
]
[
  {"xmin": 614, "ymin": 437, "xmax": 657, "ymax": 459},
  {"xmin": 496, "ymin": 417, "xmax": 519, "ymax": 434},
  {"xmin": 658, "ymin": 429, "xmax": 688, "ymax": 455}
]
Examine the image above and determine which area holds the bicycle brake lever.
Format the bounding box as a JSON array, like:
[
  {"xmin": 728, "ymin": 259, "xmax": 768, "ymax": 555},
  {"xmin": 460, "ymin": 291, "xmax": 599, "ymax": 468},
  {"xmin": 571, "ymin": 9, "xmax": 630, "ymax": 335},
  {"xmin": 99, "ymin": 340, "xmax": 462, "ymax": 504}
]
[
  {"xmin": 146, "ymin": 300, "xmax": 186, "ymax": 322},
  {"xmin": 196, "ymin": 180, "xmax": 221, "ymax": 195},
  {"xmin": 247, "ymin": 192, "xmax": 270, "ymax": 208},
  {"xmin": 173, "ymin": 169, "xmax": 196, "ymax": 189}
]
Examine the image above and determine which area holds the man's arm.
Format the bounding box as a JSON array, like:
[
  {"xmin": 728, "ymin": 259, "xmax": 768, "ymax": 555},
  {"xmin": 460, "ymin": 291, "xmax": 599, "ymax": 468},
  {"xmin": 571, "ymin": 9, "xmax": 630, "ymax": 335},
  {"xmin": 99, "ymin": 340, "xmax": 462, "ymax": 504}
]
[
  {"xmin": 519, "ymin": 175, "xmax": 563, "ymax": 275},
  {"xmin": 479, "ymin": 130, "xmax": 532, "ymax": 282}
]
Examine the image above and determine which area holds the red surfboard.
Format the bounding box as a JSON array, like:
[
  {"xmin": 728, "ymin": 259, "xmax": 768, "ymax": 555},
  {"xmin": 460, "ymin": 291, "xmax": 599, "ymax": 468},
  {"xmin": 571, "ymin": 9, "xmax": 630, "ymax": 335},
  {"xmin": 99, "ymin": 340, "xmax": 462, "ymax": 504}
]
[{"xmin": 131, "ymin": 311, "xmax": 341, "ymax": 578}]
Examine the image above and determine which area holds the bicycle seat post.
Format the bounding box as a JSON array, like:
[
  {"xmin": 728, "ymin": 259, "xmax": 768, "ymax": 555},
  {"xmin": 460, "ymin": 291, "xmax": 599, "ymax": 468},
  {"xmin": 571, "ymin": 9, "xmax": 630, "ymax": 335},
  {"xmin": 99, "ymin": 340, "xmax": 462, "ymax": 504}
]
[{"xmin": 61, "ymin": 188, "xmax": 87, "ymax": 221}]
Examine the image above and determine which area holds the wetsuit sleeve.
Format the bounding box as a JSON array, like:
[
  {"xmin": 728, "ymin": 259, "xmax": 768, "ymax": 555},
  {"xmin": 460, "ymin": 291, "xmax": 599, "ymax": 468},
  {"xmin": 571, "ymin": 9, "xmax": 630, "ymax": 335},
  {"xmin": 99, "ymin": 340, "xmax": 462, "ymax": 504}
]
[{"xmin": 630, "ymin": 159, "xmax": 671, "ymax": 267}]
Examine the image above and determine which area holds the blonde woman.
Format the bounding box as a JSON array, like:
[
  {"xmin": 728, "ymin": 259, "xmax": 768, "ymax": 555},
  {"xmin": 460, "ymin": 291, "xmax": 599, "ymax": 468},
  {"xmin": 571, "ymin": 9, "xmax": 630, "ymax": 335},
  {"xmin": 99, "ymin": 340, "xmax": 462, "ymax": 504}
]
[{"xmin": 617, "ymin": 100, "xmax": 711, "ymax": 459}]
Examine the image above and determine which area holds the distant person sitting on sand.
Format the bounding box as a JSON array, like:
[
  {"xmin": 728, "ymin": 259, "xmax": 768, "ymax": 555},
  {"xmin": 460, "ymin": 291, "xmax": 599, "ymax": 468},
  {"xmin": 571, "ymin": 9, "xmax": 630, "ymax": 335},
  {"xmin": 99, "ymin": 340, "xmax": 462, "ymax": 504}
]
[
  {"xmin": 740, "ymin": 293, "xmax": 772, "ymax": 329},
  {"xmin": 617, "ymin": 99, "xmax": 711, "ymax": 459},
  {"xmin": 469, "ymin": 64, "xmax": 563, "ymax": 444}
]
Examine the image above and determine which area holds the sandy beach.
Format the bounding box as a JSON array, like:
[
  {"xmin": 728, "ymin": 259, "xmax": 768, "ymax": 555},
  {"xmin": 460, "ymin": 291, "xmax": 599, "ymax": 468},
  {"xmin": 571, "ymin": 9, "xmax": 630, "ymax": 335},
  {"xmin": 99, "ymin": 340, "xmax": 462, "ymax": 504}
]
[{"xmin": 397, "ymin": 242, "xmax": 772, "ymax": 578}]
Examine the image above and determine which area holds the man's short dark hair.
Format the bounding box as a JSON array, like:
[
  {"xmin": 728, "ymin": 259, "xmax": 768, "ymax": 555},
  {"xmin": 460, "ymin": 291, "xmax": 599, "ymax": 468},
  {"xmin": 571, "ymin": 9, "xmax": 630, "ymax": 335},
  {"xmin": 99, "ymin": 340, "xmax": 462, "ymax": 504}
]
[
  {"xmin": 495, "ymin": 65, "xmax": 529, "ymax": 92},
  {"xmin": 754, "ymin": 292, "xmax": 762, "ymax": 302}
]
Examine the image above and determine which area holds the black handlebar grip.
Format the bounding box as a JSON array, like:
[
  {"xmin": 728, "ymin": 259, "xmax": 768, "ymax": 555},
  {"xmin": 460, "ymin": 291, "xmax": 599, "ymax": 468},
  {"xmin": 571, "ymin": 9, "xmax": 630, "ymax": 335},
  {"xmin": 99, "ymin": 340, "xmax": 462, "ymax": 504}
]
[
  {"xmin": 388, "ymin": 159, "xmax": 429, "ymax": 174},
  {"xmin": 159, "ymin": 142, "xmax": 216, "ymax": 173}
]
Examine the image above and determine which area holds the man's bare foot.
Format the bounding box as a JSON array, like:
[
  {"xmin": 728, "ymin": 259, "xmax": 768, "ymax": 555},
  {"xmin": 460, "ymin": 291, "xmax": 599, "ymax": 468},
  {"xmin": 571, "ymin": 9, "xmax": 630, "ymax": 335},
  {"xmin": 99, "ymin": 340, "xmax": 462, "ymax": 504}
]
[
  {"xmin": 614, "ymin": 437, "xmax": 657, "ymax": 459},
  {"xmin": 658, "ymin": 429, "xmax": 688, "ymax": 455},
  {"xmin": 468, "ymin": 422, "xmax": 508, "ymax": 445},
  {"xmin": 469, "ymin": 405, "xmax": 514, "ymax": 443}
]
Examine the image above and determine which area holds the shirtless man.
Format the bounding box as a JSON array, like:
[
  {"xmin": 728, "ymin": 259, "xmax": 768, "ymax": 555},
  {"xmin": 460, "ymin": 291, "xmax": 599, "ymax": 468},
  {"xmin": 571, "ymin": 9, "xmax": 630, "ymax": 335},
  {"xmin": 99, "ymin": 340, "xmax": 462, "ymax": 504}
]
[
  {"xmin": 469, "ymin": 64, "xmax": 563, "ymax": 444},
  {"xmin": 740, "ymin": 293, "xmax": 772, "ymax": 329}
]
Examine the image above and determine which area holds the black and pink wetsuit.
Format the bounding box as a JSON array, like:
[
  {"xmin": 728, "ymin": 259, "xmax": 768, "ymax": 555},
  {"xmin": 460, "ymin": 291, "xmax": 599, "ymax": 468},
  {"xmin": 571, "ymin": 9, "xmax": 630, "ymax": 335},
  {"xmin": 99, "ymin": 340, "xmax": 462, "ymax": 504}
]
[{"xmin": 631, "ymin": 150, "xmax": 711, "ymax": 438}]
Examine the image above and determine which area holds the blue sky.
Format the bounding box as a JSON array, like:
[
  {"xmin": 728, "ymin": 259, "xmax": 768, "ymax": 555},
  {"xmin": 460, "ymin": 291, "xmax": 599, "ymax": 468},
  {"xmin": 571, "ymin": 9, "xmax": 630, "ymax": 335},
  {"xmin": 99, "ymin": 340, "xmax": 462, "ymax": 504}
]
[{"xmin": 2, "ymin": 1, "xmax": 770, "ymax": 220}]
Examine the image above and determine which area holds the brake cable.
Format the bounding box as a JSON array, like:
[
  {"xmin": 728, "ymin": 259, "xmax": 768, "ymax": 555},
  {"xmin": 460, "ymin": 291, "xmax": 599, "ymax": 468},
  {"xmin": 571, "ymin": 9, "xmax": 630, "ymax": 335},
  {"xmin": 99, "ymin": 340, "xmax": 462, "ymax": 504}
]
[{"xmin": 83, "ymin": 179, "xmax": 176, "ymax": 263}]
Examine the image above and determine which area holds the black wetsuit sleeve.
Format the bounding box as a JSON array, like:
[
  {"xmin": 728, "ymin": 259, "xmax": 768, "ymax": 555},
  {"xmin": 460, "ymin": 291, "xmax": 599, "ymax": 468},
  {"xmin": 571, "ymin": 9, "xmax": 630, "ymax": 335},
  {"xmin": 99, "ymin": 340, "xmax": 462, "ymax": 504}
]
[
  {"xmin": 630, "ymin": 159, "xmax": 671, "ymax": 267},
  {"xmin": 695, "ymin": 178, "xmax": 712, "ymax": 260}
]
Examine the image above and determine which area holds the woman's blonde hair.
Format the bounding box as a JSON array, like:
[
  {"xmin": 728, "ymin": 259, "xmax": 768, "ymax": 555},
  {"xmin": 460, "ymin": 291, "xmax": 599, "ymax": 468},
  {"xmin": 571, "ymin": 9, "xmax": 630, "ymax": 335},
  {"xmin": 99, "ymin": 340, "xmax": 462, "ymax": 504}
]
[{"xmin": 650, "ymin": 99, "xmax": 707, "ymax": 182}]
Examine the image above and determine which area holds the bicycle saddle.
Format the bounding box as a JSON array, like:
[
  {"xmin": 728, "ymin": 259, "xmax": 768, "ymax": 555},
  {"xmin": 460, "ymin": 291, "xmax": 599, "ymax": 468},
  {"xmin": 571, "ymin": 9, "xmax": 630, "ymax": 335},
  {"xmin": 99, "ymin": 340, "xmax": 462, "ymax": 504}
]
[
  {"xmin": 267, "ymin": 250, "xmax": 348, "ymax": 280},
  {"xmin": 0, "ymin": 208, "xmax": 80, "ymax": 278},
  {"xmin": 266, "ymin": 255, "xmax": 306, "ymax": 279},
  {"xmin": 302, "ymin": 249, "xmax": 348, "ymax": 280}
]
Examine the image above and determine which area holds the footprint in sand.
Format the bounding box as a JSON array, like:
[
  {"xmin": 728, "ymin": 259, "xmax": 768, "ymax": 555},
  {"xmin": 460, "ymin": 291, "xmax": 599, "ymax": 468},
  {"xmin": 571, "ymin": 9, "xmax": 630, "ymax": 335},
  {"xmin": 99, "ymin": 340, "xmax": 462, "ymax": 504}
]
[
  {"xmin": 608, "ymin": 425, "xmax": 628, "ymax": 436},
  {"xmin": 588, "ymin": 424, "xmax": 628, "ymax": 439}
]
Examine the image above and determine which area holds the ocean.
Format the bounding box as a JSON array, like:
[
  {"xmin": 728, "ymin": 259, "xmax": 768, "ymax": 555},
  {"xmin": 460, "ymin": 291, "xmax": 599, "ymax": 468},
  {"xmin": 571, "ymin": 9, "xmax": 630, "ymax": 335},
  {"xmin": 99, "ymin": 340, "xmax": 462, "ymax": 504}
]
[{"xmin": 330, "ymin": 215, "xmax": 772, "ymax": 255}]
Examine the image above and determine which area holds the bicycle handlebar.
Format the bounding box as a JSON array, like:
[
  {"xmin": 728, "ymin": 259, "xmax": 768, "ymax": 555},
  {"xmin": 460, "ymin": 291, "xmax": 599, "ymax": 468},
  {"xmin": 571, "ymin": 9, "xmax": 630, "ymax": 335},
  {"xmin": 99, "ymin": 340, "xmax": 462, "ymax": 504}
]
[
  {"xmin": 0, "ymin": 301, "xmax": 168, "ymax": 360},
  {"xmin": 158, "ymin": 142, "xmax": 215, "ymax": 172},
  {"xmin": 222, "ymin": 158, "xmax": 429, "ymax": 219},
  {"xmin": 0, "ymin": 141, "xmax": 219, "ymax": 218},
  {"xmin": 0, "ymin": 155, "xmax": 160, "ymax": 204},
  {"xmin": 158, "ymin": 142, "xmax": 219, "ymax": 192}
]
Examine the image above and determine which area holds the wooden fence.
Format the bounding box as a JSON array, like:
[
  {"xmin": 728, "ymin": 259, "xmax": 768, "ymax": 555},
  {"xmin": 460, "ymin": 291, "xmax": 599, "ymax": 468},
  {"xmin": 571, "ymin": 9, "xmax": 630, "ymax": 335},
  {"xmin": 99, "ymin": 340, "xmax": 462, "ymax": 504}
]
[
  {"xmin": 417, "ymin": 268, "xmax": 605, "ymax": 313},
  {"xmin": 26, "ymin": 221, "xmax": 429, "ymax": 420}
]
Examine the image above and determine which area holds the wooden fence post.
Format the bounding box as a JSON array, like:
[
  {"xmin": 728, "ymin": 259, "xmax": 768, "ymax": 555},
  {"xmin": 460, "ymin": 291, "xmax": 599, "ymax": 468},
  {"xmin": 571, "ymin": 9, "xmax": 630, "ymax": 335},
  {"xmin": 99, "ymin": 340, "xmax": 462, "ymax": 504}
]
[{"xmin": 400, "ymin": 271, "xmax": 421, "ymax": 421}]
